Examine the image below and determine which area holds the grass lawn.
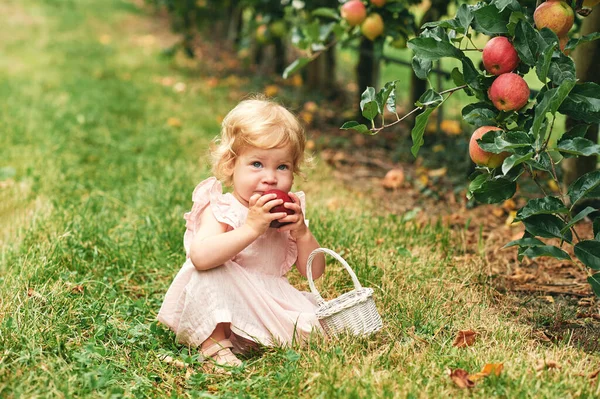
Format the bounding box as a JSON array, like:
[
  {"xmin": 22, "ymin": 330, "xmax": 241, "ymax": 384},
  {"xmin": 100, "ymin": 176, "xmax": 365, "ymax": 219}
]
[{"xmin": 1, "ymin": 0, "xmax": 599, "ymax": 397}]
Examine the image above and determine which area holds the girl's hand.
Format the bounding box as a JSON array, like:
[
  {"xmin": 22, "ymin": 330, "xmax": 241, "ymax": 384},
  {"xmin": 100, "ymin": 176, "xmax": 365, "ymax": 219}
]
[
  {"xmin": 245, "ymin": 193, "xmax": 288, "ymax": 236},
  {"xmin": 275, "ymin": 192, "xmax": 309, "ymax": 240}
]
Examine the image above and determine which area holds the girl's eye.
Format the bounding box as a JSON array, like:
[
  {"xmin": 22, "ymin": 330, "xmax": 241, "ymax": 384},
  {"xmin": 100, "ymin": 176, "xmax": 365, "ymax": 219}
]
[
  {"xmin": 252, "ymin": 161, "xmax": 262, "ymax": 168},
  {"xmin": 277, "ymin": 164, "xmax": 289, "ymax": 171}
]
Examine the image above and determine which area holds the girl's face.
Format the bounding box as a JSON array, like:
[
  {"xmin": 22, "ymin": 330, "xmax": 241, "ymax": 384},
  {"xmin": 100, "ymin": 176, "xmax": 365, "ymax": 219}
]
[{"xmin": 232, "ymin": 144, "xmax": 295, "ymax": 207}]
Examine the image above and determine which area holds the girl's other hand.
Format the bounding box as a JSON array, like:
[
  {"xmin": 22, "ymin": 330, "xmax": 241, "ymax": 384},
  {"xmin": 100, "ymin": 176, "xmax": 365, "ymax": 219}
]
[
  {"xmin": 275, "ymin": 192, "xmax": 309, "ymax": 240},
  {"xmin": 245, "ymin": 193, "xmax": 288, "ymax": 236}
]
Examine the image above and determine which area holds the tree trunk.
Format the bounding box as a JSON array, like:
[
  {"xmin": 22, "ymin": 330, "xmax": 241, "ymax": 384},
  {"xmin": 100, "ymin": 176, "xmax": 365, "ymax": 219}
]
[
  {"xmin": 304, "ymin": 45, "xmax": 338, "ymax": 99},
  {"xmin": 562, "ymin": 9, "xmax": 600, "ymax": 188},
  {"xmin": 273, "ymin": 37, "xmax": 286, "ymax": 76},
  {"xmin": 355, "ymin": 37, "xmax": 380, "ymax": 120}
]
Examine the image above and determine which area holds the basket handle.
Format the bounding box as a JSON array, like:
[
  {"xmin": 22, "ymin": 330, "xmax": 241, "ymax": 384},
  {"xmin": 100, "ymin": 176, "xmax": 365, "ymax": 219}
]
[{"xmin": 306, "ymin": 248, "xmax": 363, "ymax": 306}]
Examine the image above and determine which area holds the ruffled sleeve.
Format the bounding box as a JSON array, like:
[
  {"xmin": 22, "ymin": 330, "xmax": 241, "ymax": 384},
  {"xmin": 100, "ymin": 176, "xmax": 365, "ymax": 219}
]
[
  {"xmin": 281, "ymin": 191, "xmax": 307, "ymax": 275},
  {"xmin": 182, "ymin": 177, "xmax": 242, "ymax": 257}
]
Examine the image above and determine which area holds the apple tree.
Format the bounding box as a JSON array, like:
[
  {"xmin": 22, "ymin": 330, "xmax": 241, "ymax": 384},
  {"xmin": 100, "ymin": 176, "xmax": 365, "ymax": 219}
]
[{"xmin": 341, "ymin": 0, "xmax": 600, "ymax": 296}]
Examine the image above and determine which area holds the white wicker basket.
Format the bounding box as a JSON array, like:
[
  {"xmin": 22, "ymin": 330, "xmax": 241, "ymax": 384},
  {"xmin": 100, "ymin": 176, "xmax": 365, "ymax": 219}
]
[{"xmin": 306, "ymin": 248, "xmax": 383, "ymax": 337}]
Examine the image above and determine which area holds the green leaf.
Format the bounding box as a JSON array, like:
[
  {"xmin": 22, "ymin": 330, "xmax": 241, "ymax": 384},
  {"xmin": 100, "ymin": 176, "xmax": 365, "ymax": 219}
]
[
  {"xmin": 407, "ymin": 37, "xmax": 463, "ymax": 61},
  {"xmin": 561, "ymin": 207, "xmax": 597, "ymax": 234},
  {"xmin": 588, "ymin": 274, "xmax": 600, "ymax": 297},
  {"xmin": 362, "ymin": 101, "xmax": 378, "ymax": 121},
  {"xmin": 311, "ymin": 7, "xmax": 341, "ymax": 20},
  {"xmin": 535, "ymin": 42, "xmax": 554, "ymax": 83},
  {"xmin": 532, "ymin": 79, "xmax": 576, "ymax": 142},
  {"xmin": 283, "ymin": 57, "xmax": 311, "ymax": 79},
  {"xmin": 462, "ymin": 103, "xmax": 497, "ymax": 126},
  {"xmin": 461, "ymin": 57, "xmax": 482, "ymax": 90},
  {"xmin": 560, "ymin": 124, "xmax": 591, "ymax": 140},
  {"xmin": 456, "ymin": 4, "xmax": 474, "ymax": 33},
  {"xmin": 491, "ymin": 0, "xmax": 522, "ymax": 12},
  {"xmin": 376, "ymin": 81, "xmax": 397, "ymax": 114},
  {"xmin": 416, "ymin": 89, "xmax": 443, "ymax": 107},
  {"xmin": 565, "ymin": 32, "xmax": 600, "ymax": 52},
  {"xmin": 360, "ymin": 87, "xmax": 378, "ymax": 121},
  {"xmin": 522, "ymin": 245, "xmax": 571, "ymax": 260},
  {"xmin": 547, "ymin": 53, "xmax": 576, "ymax": 85},
  {"xmin": 502, "ymin": 153, "xmax": 532, "ymax": 175},
  {"xmin": 594, "ymin": 217, "xmax": 600, "ymax": 241},
  {"xmin": 513, "ymin": 20, "xmax": 542, "ymax": 66},
  {"xmin": 504, "ymin": 236, "xmax": 545, "ymax": 248},
  {"xmin": 410, "ymin": 107, "xmax": 435, "ymax": 157},
  {"xmin": 558, "ymin": 83, "xmax": 600, "ymax": 123},
  {"xmin": 521, "ymin": 214, "xmax": 572, "ymax": 242},
  {"xmin": 411, "ymin": 56, "xmax": 432, "ymax": 80},
  {"xmin": 478, "ymin": 130, "xmax": 533, "ymax": 153},
  {"xmin": 472, "ymin": 5, "xmax": 511, "ymax": 35},
  {"xmin": 467, "ymin": 173, "xmax": 488, "ymax": 200},
  {"xmin": 472, "ymin": 178, "xmax": 517, "ymax": 204},
  {"xmin": 451, "ymin": 68, "xmax": 465, "ymax": 86},
  {"xmin": 574, "ymin": 241, "xmax": 600, "ymax": 270},
  {"xmin": 340, "ymin": 121, "xmax": 372, "ymax": 135},
  {"xmin": 557, "ymin": 137, "xmax": 600, "ymax": 157},
  {"xmin": 516, "ymin": 196, "xmax": 569, "ymax": 220},
  {"xmin": 568, "ymin": 170, "xmax": 600, "ymax": 207}
]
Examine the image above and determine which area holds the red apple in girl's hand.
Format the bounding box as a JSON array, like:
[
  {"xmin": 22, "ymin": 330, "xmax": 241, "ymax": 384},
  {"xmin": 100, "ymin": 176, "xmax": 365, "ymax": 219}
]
[{"xmin": 264, "ymin": 189, "xmax": 294, "ymax": 228}]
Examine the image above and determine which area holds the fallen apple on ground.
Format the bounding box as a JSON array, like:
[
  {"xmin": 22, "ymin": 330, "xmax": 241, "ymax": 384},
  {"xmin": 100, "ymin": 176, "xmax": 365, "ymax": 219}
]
[{"xmin": 264, "ymin": 189, "xmax": 294, "ymax": 228}]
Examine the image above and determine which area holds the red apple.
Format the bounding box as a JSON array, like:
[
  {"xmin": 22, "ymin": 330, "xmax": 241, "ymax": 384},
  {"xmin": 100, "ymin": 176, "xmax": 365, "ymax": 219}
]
[
  {"xmin": 488, "ymin": 73, "xmax": 530, "ymax": 112},
  {"xmin": 371, "ymin": 0, "xmax": 387, "ymax": 7},
  {"xmin": 361, "ymin": 13, "xmax": 384, "ymax": 41},
  {"xmin": 482, "ymin": 36, "xmax": 520, "ymax": 75},
  {"xmin": 264, "ymin": 189, "xmax": 294, "ymax": 228},
  {"xmin": 533, "ymin": 1, "xmax": 574, "ymax": 37},
  {"xmin": 341, "ymin": 0, "xmax": 367, "ymax": 27},
  {"xmin": 469, "ymin": 126, "xmax": 509, "ymax": 168}
]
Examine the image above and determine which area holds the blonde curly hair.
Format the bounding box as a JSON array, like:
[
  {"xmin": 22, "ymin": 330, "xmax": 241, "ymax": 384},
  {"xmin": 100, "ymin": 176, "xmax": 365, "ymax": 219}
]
[{"xmin": 211, "ymin": 96, "xmax": 307, "ymax": 186}]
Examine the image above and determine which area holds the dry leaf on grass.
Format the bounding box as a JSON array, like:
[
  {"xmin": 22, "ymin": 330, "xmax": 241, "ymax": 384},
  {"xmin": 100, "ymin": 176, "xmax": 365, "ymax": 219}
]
[
  {"xmin": 448, "ymin": 368, "xmax": 475, "ymax": 389},
  {"xmin": 535, "ymin": 359, "xmax": 561, "ymax": 371},
  {"xmin": 453, "ymin": 330, "xmax": 477, "ymax": 348},
  {"xmin": 468, "ymin": 363, "xmax": 504, "ymax": 382},
  {"xmin": 448, "ymin": 363, "xmax": 504, "ymax": 389}
]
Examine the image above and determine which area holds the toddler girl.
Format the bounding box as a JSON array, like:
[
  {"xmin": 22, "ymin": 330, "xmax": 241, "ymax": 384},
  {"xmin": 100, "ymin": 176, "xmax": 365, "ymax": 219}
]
[{"xmin": 157, "ymin": 97, "xmax": 325, "ymax": 372}]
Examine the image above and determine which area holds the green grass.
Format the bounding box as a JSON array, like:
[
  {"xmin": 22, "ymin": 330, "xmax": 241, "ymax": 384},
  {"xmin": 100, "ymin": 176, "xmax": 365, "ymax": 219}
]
[{"xmin": 1, "ymin": 1, "xmax": 599, "ymax": 398}]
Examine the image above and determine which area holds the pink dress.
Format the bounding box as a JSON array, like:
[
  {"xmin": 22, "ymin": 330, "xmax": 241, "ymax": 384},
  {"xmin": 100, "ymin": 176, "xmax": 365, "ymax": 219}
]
[{"xmin": 157, "ymin": 177, "xmax": 322, "ymax": 350}]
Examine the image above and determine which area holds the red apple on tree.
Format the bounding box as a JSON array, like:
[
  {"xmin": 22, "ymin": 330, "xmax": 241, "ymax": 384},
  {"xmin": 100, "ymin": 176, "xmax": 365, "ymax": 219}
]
[
  {"xmin": 341, "ymin": 0, "xmax": 367, "ymax": 27},
  {"xmin": 533, "ymin": 0, "xmax": 574, "ymax": 36},
  {"xmin": 361, "ymin": 13, "xmax": 384, "ymax": 41},
  {"xmin": 482, "ymin": 36, "xmax": 520, "ymax": 75},
  {"xmin": 469, "ymin": 126, "xmax": 509, "ymax": 168},
  {"xmin": 371, "ymin": 0, "xmax": 387, "ymax": 7},
  {"xmin": 488, "ymin": 73, "xmax": 530, "ymax": 112},
  {"xmin": 264, "ymin": 189, "xmax": 294, "ymax": 228}
]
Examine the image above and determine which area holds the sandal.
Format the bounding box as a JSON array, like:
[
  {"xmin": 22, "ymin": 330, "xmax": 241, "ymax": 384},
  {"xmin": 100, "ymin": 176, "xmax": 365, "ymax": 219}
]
[{"xmin": 201, "ymin": 339, "xmax": 242, "ymax": 373}]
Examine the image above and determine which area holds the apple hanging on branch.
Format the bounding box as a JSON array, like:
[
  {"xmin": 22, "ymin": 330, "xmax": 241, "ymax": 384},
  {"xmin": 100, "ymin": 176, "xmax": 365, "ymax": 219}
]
[{"xmin": 340, "ymin": 0, "xmax": 600, "ymax": 296}]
